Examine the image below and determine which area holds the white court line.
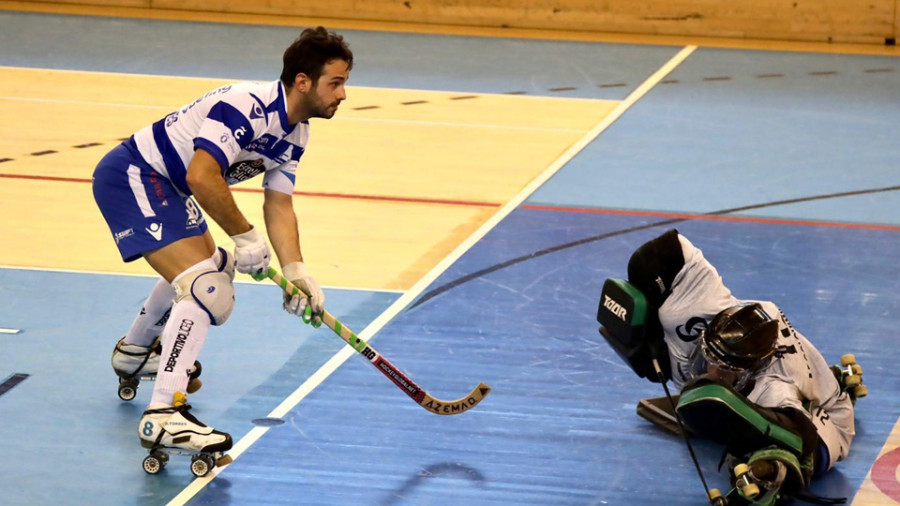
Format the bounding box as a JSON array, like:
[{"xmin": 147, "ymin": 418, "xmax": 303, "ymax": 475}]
[
  {"xmin": 0, "ymin": 265, "xmax": 403, "ymax": 294},
  {"xmin": 167, "ymin": 44, "xmax": 697, "ymax": 506},
  {"xmin": 0, "ymin": 95, "xmax": 591, "ymax": 133},
  {"xmin": 0, "ymin": 328, "xmax": 21, "ymax": 334},
  {"xmin": 0, "ymin": 96, "xmax": 173, "ymax": 109}
]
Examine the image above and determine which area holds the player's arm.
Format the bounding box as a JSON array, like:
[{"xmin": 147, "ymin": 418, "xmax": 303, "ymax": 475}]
[
  {"xmin": 262, "ymin": 188, "xmax": 302, "ymax": 266},
  {"xmin": 186, "ymin": 148, "xmax": 251, "ymax": 236},
  {"xmin": 187, "ymin": 148, "xmax": 270, "ymax": 277},
  {"xmin": 263, "ymin": 188, "xmax": 325, "ymax": 325}
]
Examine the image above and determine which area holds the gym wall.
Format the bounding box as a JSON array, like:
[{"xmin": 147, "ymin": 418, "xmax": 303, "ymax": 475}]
[{"xmin": 16, "ymin": 0, "xmax": 900, "ymax": 44}]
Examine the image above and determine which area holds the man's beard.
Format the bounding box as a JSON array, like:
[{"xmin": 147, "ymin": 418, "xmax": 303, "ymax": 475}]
[{"xmin": 305, "ymin": 94, "xmax": 338, "ymax": 119}]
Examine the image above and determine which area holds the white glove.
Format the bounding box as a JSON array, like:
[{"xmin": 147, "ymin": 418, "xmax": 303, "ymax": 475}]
[
  {"xmin": 283, "ymin": 261, "xmax": 325, "ymax": 327},
  {"xmin": 231, "ymin": 226, "xmax": 270, "ymax": 280}
]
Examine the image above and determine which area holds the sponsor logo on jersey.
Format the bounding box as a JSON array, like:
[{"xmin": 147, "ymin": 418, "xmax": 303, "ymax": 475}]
[
  {"xmin": 250, "ymin": 103, "xmax": 264, "ymax": 120},
  {"xmin": 224, "ymin": 159, "xmax": 266, "ymax": 184},
  {"xmin": 246, "ymin": 134, "xmax": 297, "ymax": 164},
  {"xmin": 114, "ymin": 228, "xmax": 134, "ymax": 244},
  {"xmin": 675, "ymin": 316, "xmax": 708, "ymax": 342},
  {"xmin": 181, "ymin": 85, "xmax": 232, "ymax": 114},
  {"xmin": 146, "ymin": 223, "xmax": 163, "ymax": 241},
  {"xmin": 244, "ymin": 135, "xmax": 271, "ymax": 152}
]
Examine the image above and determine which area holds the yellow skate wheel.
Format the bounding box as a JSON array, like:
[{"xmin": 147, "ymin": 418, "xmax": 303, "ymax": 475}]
[
  {"xmin": 740, "ymin": 482, "xmax": 760, "ymax": 499},
  {"xmin": 851, "ymin": 364, "xmax": 863, "ymax": 376},
  {"xmin": 708, "ymin": 488, "xmax": 724, "ymax": 504},
  {"xmin": 841, "ymin": 354, "xmax": 856, "ymax": 367},
  {"xmin": 846, "ymin": 375, "xmax": 862, "ymax": 388},
  {"xmin": 854, "ymin": 385, "xmax": 869, "ymax": 399},
  {"xmin": 216, "ymin": 454, "xmax": 234, "ymax": 467},
  {"xmin": 173, "ymin": 391, "xmax": 188, "ymax": 407},
  {"xmin": 734, "ymin": 463, "xmax": 750, "ymax": 477}
]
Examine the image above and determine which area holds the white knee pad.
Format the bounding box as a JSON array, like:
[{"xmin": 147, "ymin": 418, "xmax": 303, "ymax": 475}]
[
  {"xmin": 173, "ymin": 269, "xmax": 235, "ymax": 326},
  {"xmin": 214, "ymin": 246, "xmax": 236, "ymax": 281}
]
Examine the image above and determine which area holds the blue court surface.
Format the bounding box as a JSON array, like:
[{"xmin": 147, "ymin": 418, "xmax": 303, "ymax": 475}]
[{"xmin": 1, "ymin": 8, "xmax": 900, "ymax": 506}]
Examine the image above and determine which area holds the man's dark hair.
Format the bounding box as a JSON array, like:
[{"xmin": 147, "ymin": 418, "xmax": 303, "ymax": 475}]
[{"xmin": 280, "ymin": 27, "xmax": 353, "ymax": 88}]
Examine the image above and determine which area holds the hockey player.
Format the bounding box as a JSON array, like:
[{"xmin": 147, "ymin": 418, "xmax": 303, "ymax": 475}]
[
  {"xmin": 93, "ymin": 27, "xmax": 352, "ymax": 467},
  {"xmin": 597, "ymin": 229, "xmax": 859, "ymax": 504}
]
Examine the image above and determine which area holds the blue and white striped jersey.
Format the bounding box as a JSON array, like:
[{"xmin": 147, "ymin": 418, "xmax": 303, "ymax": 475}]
[{"xmin": 132, "ymin": 80, "xmax": 306, "ymax": 196}]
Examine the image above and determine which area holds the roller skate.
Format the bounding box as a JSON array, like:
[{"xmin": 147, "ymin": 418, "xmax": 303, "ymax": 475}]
[
  {"xmin": 708, "ymin": 448, "xmax": 808, "ymax": 505},
  {"xmin": 139, "ymin": 392, "xmax": 233, "ymax": 477},
  {"xmin": 112, "ymin": 336, "xmax": 202, "ymax": 401},
  {"xmin": 831, "ymin": 354, "xmax": 867, "ymax": 405}
]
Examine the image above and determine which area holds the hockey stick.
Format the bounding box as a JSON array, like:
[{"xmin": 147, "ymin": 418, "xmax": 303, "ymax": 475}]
[
  {"xmin": 652, "ymin": 359, "xmax": 725, "ymax": 505},
  {"xmin": 266, "ymin": 267, "xmax": 491, "ymax": 415}
]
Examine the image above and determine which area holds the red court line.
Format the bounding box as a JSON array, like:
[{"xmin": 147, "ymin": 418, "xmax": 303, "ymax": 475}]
[
  {"xmin": 0, "ymin": 172, "xmax": 499, "ymax": 208},
  {"xmin": 3, "ymin": 172, "xmax": 897, "ymax": 231}
]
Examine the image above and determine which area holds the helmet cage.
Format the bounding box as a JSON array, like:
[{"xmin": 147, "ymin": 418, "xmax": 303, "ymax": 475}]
[{"xmin": 700, "ymin": 303, "xmax": 779, "ymax": 375}]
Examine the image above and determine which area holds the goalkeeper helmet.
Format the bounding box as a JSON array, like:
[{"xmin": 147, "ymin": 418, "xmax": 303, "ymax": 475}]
[{"xmin": 701, "ymin": 302, "xmax": 779, "ymax": 373}]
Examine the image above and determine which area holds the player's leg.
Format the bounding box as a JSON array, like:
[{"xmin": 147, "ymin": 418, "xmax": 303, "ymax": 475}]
[
  {"xmin": 110, "ymin": 278, "xmax": 176, "ymax": 382},
  {"xmin": 677, "ymin": 376, "xmax": 816, "ymax": 502},
  {"xmin": 139, "ymin": 233, "xmax": 234, "ymax": 453},
  {"xmin": 112, "ymin": 239, "xmax": 233, "ymax": 383},
  {"xmin": 93, "ymin": 146, "xmax": 233, "ymax": 453},
  {"xmin": 94, "ymin": 144, "xmax": 180, "ymax": 386},
  {"xmin": 94, "ymin": 149, "xmax": 212, "ymax": 395}
]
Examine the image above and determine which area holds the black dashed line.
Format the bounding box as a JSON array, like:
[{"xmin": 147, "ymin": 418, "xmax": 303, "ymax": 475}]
[
  {"xmin": 661, "ymin": 79, "xmax": 679, "ymax": 84},
  {"xmin": 756, "ymin": 73, "xmax": 784, "ymax": 78},
  {"xmin": 0, "ymin": 158, "xmax": 13, "ymax": 163},
  {"xmin": 809, "ymin": 71, "xmax": 838, "ymax": 76},
  {"xmin": 30, "ymin": 150, "xmax": 57, "ymax": 156},
  {"xmin": 503, "ymin": 91, "xmax": 527, "ymax": 95},
  {"xmin": 0, "ymin": 374, "xmax": 29, "ymax": 397},
  {"xmin": 401, "ymin": 100, "xmax": 428, "ymax": 105},
  {"xmin": 598, "ymin": 83, "xmax": 627, "ymax": 88},
  {"xmin": 74, "ymin": 142, "xmax": 102, "ymax": 148},
  {"xmin": 703, "ymin": 76, "xmax": 732, "ymax": 82},
  {"xmin": 450, "ymin": 95, "xmax": 478, "ymax": 100},
  {"xmin": 865, "ymin": 68, "xmax": 894, "ymax": 73},
  {"xmin": 548, "ymin": 86, "xmax": 577, "ymax": 92},
  {"xmin": 353, "ymin": 105, "xmax": 380, "ymax": 110}
]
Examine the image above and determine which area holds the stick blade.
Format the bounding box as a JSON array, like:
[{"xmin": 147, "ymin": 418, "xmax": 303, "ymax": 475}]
[{"xmin": 418, "ymin": 382, "xmax": 491, "ymax": 416}]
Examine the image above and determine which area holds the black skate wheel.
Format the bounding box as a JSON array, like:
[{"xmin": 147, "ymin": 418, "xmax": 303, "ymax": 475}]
[
  {"xmin": 190, "ymin": 454, "xmax": 215, "ymax": 478},
  {"xmin": 118, "ymin": 381, "xmax": 138, "ymax": 402},
  {"xmin": 143, "ymin": 453, "xmax": 165, "ymax": 475}
]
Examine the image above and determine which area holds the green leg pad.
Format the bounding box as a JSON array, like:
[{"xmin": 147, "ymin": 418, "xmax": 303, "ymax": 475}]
[{"xmin": 676, "ymin": 380, "xmax": 803, "ymax": 458}]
